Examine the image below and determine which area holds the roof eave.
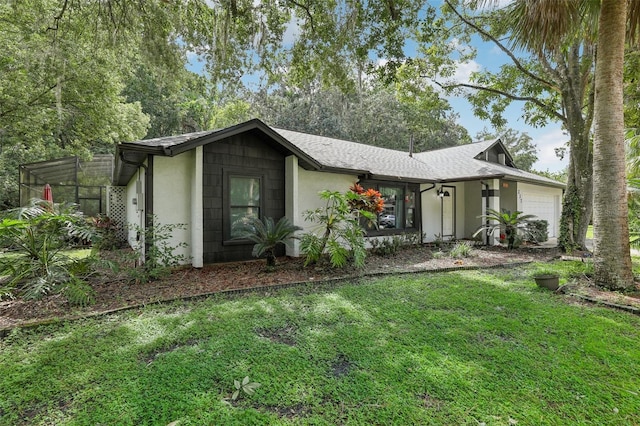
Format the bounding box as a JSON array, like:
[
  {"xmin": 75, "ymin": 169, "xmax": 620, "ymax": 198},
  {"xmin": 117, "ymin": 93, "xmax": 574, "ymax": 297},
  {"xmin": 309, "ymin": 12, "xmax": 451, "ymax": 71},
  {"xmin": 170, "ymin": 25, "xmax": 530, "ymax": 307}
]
[
  {"xmin": 114, "ymin": 119, "xmax": 326, "ymax": 185},
  {"xmin": 164, "ymin": 119, "xmax": 323, "ymax": 170},
  {"xmin": 114, "ymin": 146, "xmax": 148, "ymax": 186},
  {"xmin": 437, "ymin": 174, "xmax": 506, "ymax": 183},
  {"xmin": 365, "ymin": 173, "xmax": 438, "ymax": 184},
  {"xmin": 504, "ymin": 174, "xmax": 566, "ymax": 189}
]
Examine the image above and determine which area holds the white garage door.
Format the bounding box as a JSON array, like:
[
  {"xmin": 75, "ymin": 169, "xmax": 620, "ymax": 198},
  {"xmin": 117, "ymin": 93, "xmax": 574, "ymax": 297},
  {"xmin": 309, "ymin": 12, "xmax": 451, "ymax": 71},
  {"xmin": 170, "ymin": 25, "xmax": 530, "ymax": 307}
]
[{"xmin": 519, "ymin": 189, "xmax": 560, "ymax": 238}]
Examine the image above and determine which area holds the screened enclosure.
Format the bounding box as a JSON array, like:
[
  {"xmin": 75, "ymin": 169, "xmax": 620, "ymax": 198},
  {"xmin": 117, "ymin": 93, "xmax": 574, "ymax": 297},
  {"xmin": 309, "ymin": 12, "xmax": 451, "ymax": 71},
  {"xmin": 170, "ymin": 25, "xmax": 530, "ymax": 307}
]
[{"xmin": 19, "ymin": 155, "xmax": 114, "ymax": 217}]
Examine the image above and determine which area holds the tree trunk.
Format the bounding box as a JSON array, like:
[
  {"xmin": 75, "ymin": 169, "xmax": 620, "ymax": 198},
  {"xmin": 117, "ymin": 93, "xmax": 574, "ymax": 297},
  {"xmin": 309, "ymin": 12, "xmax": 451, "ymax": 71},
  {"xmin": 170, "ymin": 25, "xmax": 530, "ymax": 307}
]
[
  {"xmin": 557, "ymin": 45, "xmax": 594, "ymax": 252},
  {"xmin": 558, "ymin": 133, "xmax": 592, "ymax": 252},
  {"xmin": 592, "ymin": 0, "xmax": 634, "ymax": 289}
]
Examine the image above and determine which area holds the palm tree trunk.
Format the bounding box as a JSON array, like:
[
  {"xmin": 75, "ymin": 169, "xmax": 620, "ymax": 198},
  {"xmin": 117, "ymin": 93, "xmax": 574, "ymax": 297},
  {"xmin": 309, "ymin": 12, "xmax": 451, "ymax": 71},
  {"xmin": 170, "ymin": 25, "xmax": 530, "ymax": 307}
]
[{"xmin": 593, "ymin": 0, "xmax": 634, "ymax": 289}]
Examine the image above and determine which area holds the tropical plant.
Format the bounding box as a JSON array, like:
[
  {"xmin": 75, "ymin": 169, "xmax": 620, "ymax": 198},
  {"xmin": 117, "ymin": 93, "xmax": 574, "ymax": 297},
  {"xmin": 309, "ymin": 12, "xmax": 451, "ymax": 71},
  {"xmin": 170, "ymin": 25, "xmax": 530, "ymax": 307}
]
[
  {"xmin": 91, "ymin": 214, "xmax": 121, "ymax": 251},
  {"xmin": 473, "ymin": 208, "xmax": 537, "ymax": 250},
  {"xmin": 0, "ymin": 199, "xmax": 97, "ymax": 303},
  {"xmin": 232, "ymin": 216, "xmax": 301, "ymax": 268},
  {"xmin": 300, "ymin": 188, "xmax": 373, "ymax": 268}
]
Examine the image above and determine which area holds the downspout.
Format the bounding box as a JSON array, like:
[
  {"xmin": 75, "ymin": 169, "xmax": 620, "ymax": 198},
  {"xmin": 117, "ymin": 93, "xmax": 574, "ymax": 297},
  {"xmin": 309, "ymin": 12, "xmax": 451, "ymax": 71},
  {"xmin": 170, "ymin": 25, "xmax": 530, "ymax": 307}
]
[
  {"xmin": 481, "ymin": 181, "xmax": 490, "ymax": 245},
  {"xmin": 419, "ymin": 183, "xmax": 437, "ymax": 245}
]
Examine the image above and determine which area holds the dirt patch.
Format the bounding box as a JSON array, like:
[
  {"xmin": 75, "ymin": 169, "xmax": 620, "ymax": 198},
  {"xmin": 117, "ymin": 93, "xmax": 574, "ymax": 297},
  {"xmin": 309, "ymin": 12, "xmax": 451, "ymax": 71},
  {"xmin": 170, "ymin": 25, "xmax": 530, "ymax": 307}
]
[
  {"xmin": 1, "ymin": 244, "xmax": 635, "ymax": 331},
  {"xmin": 419, "ymin": 392, "xmax": 446, "ymax": 410},
  {"xmin": 330, "ymin": 354, "xmax": 354, "ymax": 378},
  {"xmin": 256, "ymin": 325, "xmax": 298, "ymax": 346}
]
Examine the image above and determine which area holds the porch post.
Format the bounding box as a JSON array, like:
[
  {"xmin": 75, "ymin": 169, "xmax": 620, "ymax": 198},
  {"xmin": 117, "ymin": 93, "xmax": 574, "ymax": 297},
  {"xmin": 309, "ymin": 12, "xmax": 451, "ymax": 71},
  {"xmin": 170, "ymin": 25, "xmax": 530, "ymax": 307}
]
[
  {"xmin": 285, "ymin": 155, "xmax": 300, "ymax": 257},
  {"xmin": 191, "ymin": 146, "xmax": 204, "ymax": 267},
  {"xmin": 487, "ymin": 178, "xmax": 501, "ymax": 245}
]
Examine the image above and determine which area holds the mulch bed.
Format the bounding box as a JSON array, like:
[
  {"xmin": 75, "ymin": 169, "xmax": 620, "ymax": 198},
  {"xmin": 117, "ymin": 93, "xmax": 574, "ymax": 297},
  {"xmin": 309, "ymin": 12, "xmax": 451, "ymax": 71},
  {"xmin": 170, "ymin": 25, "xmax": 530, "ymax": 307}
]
[{"xmin": 1, "ymin": 245, "xmax": 638, "ymax": 333}]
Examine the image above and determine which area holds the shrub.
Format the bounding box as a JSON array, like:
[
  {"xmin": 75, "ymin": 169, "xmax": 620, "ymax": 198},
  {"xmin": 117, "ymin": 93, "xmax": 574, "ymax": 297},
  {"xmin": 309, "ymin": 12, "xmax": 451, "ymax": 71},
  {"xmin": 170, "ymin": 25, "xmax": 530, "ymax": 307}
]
[
  {"xmin": 91, "ymin": 214, "xmax": 122, "ymax": 250},
  {"xmin": 124, "ymin": 217, "xmax": 189, "ymax": 283},
  {"xmin": 0, "ymin": 200, "xmax": 98, "ymax": 304},
  {"xmin": 449, "ymin": 241, "xmax": 474, "ymax": 258},
  {"xmin": 301, "ymin": 186, "xmax": 378, "ymax": 268},
  {"xmin": 527, "ymin": 220, "xmax": 549, "ymax": 243},
  {"xmin": 370, "ymin": 237, "xmax": 402, "ymax": 256},
  {"xmin": 232, "ymin": 216, "xmax": 301, "ymax": 267},
  {"xmin": 370, "ymin": 234, "xmax": 420, "ymax": 257}
]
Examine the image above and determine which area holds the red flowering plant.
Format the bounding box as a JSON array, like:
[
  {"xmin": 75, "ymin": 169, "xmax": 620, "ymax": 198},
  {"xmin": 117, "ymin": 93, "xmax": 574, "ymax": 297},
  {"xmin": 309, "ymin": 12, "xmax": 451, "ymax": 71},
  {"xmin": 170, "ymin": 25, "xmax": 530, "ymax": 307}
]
[{"xmin": 348, "ymin": 183, "xmax": 384, "ymax": 228}]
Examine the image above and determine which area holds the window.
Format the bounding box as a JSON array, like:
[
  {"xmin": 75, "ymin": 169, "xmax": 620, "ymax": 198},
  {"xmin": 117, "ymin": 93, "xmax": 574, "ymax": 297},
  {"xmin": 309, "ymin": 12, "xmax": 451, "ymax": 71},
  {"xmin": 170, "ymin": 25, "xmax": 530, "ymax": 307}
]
[
  {"xmin": 361, "ymin": 182, "xmax": 418, "ymax": 232},
  {"xmin": 228, "ymin": 175, "xmax": 261, "ymax": 239}
]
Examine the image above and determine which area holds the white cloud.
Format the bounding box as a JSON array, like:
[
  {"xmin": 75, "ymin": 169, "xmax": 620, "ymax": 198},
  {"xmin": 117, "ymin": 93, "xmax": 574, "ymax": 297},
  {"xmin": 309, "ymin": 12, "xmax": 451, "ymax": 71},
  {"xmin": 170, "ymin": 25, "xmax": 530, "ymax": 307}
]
[
  {"xmin": 531, "ymin": 127, "xmax": 569, "ymax": 172},
  {"xmin": 451, "ymin": 59, "xmax": 481, "ymax": 84}
]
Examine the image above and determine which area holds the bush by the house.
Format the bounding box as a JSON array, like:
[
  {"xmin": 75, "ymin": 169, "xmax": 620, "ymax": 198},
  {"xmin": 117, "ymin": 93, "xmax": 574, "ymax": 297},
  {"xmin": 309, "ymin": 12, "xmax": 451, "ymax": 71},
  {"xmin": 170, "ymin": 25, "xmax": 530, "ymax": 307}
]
[
  {"xmin": 124, "ymin": 217, "xmax": 189, "ymax": 283},
  {"xmin": 527, "ymin": 220, "xmax": 549, "ymax": 243},
  {"xmin": 0, "ymin": 200, "xmax": 98, "ymax": 304},
  {"xmin": 232, "ymin": 216, "xmax": 301, "ymax": 268},
  {"xmin": 301, "ymin": 185, "xmax": 383, "ymax": 268}
]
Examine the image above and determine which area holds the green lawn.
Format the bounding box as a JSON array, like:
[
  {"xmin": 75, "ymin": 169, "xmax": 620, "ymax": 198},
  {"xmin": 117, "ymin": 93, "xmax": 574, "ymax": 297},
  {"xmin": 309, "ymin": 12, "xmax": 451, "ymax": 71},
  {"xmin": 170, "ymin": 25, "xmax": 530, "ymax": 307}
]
[
  {"xmin": 587, "ymin": 225, "xmax": 594, "ymax": 239},
  {"xmin": 1, "ymin": 262, "xmax": 639, "ymax": 425},
  {"xmin": 0, "ymin": 248, "xmax": 92, "ymax": 262}
]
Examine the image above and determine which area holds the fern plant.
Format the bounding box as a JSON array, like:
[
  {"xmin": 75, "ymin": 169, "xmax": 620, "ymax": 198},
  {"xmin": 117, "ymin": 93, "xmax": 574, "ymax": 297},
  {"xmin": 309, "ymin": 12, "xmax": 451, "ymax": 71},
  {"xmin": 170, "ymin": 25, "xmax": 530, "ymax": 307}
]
[
  {"xmin": 0, "ymin": 199, "xmax": 98, "ymax": 304},
  {"xmin": 232, "ymin": 216, "xmax": 301, "ymax": 267}
]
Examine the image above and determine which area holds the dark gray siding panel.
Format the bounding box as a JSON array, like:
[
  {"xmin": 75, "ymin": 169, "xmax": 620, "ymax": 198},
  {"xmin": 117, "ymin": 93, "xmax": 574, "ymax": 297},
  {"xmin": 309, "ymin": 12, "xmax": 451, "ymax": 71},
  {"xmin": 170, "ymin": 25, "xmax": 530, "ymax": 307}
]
[{"xmin": 202, "ymin": 133, "xmax": 286, "ymax": 263}]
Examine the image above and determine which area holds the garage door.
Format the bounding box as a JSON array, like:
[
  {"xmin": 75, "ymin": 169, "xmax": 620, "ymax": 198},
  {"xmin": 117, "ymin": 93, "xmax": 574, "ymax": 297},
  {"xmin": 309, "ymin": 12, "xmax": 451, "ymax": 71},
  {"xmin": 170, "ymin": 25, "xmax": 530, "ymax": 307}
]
[{"xmin": 519, "ymin": 189, "xmax": 560, "ymax": 238}]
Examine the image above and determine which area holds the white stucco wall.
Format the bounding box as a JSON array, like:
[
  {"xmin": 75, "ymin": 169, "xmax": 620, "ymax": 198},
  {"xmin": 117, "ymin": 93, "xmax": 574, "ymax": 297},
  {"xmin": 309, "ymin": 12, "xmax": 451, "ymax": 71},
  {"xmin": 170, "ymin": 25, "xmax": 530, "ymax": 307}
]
[
  {"xmin": 295, "ymin": 168, "xmax": 358, "ymax": 228},
  {"xmin": 153, "ymin": 152, "xmax": 194, "ymax": 263},
  {"xmin": 125, "ymin": 166, "xmax": 146, "ymax": 251},
  {"xmin": 286, "ymin": 164, "xmax": 357, "ymax": 256},
  {"xmin": 421, "ymin": 182, "xmax": 466, "ymax": 242}
]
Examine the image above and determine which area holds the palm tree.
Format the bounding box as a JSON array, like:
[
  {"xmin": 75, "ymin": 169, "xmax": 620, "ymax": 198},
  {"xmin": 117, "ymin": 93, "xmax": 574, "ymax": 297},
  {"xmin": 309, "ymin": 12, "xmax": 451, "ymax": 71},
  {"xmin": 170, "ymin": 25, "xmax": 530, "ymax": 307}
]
[
  {"xmin": 487, "ymin": 0, "xmax": 638, "ymax": 289},
  {"xmin": 232, "ymin": 216, "xmax": 301, "ymax": 268},
  {"xmin": 591, "ymin": 0, "xmax": 633, "ymax": 289},
  {"xmin": 473, "ymin": 208, "xmax": 537, "ymax": 250}
]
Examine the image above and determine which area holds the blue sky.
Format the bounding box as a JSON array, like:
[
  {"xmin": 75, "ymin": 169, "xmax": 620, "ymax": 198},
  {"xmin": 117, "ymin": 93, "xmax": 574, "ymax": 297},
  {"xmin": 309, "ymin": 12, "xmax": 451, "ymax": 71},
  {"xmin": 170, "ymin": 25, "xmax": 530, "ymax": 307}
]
[
  {"xmin": 440, "ymin": 39, "xmax": 568, "ymax": 173},
  {"xmin": 186, "ymin": 3, "xmax": 569, "ymax": 173}
]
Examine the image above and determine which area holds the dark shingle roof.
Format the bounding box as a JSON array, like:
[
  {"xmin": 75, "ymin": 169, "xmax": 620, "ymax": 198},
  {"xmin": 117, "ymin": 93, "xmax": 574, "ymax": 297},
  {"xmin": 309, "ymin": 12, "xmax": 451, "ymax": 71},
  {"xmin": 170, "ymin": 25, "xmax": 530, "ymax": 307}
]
[
  {"xmin": 272, "ymin": 128, "xmax": 440, "ymax": 182},
  {"xmin": 125, "ymin": 130, "xmax": 215, "ymax": 150},
  {"xmin": 115, "ymin": 119, "xmax": 564, "ymax": 188},
  {"xmin": 413, "ymin": 140, "xmax": 563, "ymax": 187}
]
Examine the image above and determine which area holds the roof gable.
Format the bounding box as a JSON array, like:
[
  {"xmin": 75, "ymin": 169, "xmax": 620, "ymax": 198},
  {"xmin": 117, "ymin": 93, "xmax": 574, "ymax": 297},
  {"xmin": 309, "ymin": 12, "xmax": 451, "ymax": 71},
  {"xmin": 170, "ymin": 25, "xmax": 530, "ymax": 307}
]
[
  {"xmin": 114, "ymin": 121, "xmax": 564, "ymax": 189},
  {"xmin": 473, "ymin": 139, "xmax": 516, "ymax": 167},
  {"xmin": 115, "ymin": 119, "xmax": 322, "ymax": 185}
]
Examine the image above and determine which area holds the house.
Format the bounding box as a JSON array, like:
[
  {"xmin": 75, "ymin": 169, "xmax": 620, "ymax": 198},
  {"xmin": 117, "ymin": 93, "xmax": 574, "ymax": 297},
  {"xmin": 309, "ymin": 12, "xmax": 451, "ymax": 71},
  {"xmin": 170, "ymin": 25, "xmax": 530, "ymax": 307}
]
[{"xmin": 111, "ymin": 118, "xmax": 564, "ymax": 267}]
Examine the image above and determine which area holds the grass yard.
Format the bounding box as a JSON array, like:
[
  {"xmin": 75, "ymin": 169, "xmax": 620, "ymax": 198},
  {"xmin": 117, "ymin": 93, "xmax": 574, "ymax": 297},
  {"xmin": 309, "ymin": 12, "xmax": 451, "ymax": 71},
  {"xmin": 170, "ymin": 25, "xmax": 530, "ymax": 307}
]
[
  {"xmin": 586, "ymin": 225, "xmax": 594, "ymax": 240},
  {"xmin": 0, "ymin": 248, "xmax": 92, "ymax": 262},
  {"xmin": 1, "ymin": 262, "xmax": 639, "ymax": 425}
]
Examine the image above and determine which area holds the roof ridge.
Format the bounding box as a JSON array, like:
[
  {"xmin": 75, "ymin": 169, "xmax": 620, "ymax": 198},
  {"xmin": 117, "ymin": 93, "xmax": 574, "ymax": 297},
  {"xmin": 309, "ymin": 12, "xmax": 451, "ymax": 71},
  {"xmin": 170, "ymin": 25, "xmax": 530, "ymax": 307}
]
[{"xmin": 272, "ymin": 127, "xmax": 417, "ymax": 156}]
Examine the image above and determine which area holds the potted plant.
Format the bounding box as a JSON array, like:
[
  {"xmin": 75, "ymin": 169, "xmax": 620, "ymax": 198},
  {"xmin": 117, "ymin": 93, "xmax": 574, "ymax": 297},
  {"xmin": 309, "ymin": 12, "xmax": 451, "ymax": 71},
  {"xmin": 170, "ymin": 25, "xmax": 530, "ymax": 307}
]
[{"xmin": 532, "ymin": 268, "xmax": 560, "ymax": 290}]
